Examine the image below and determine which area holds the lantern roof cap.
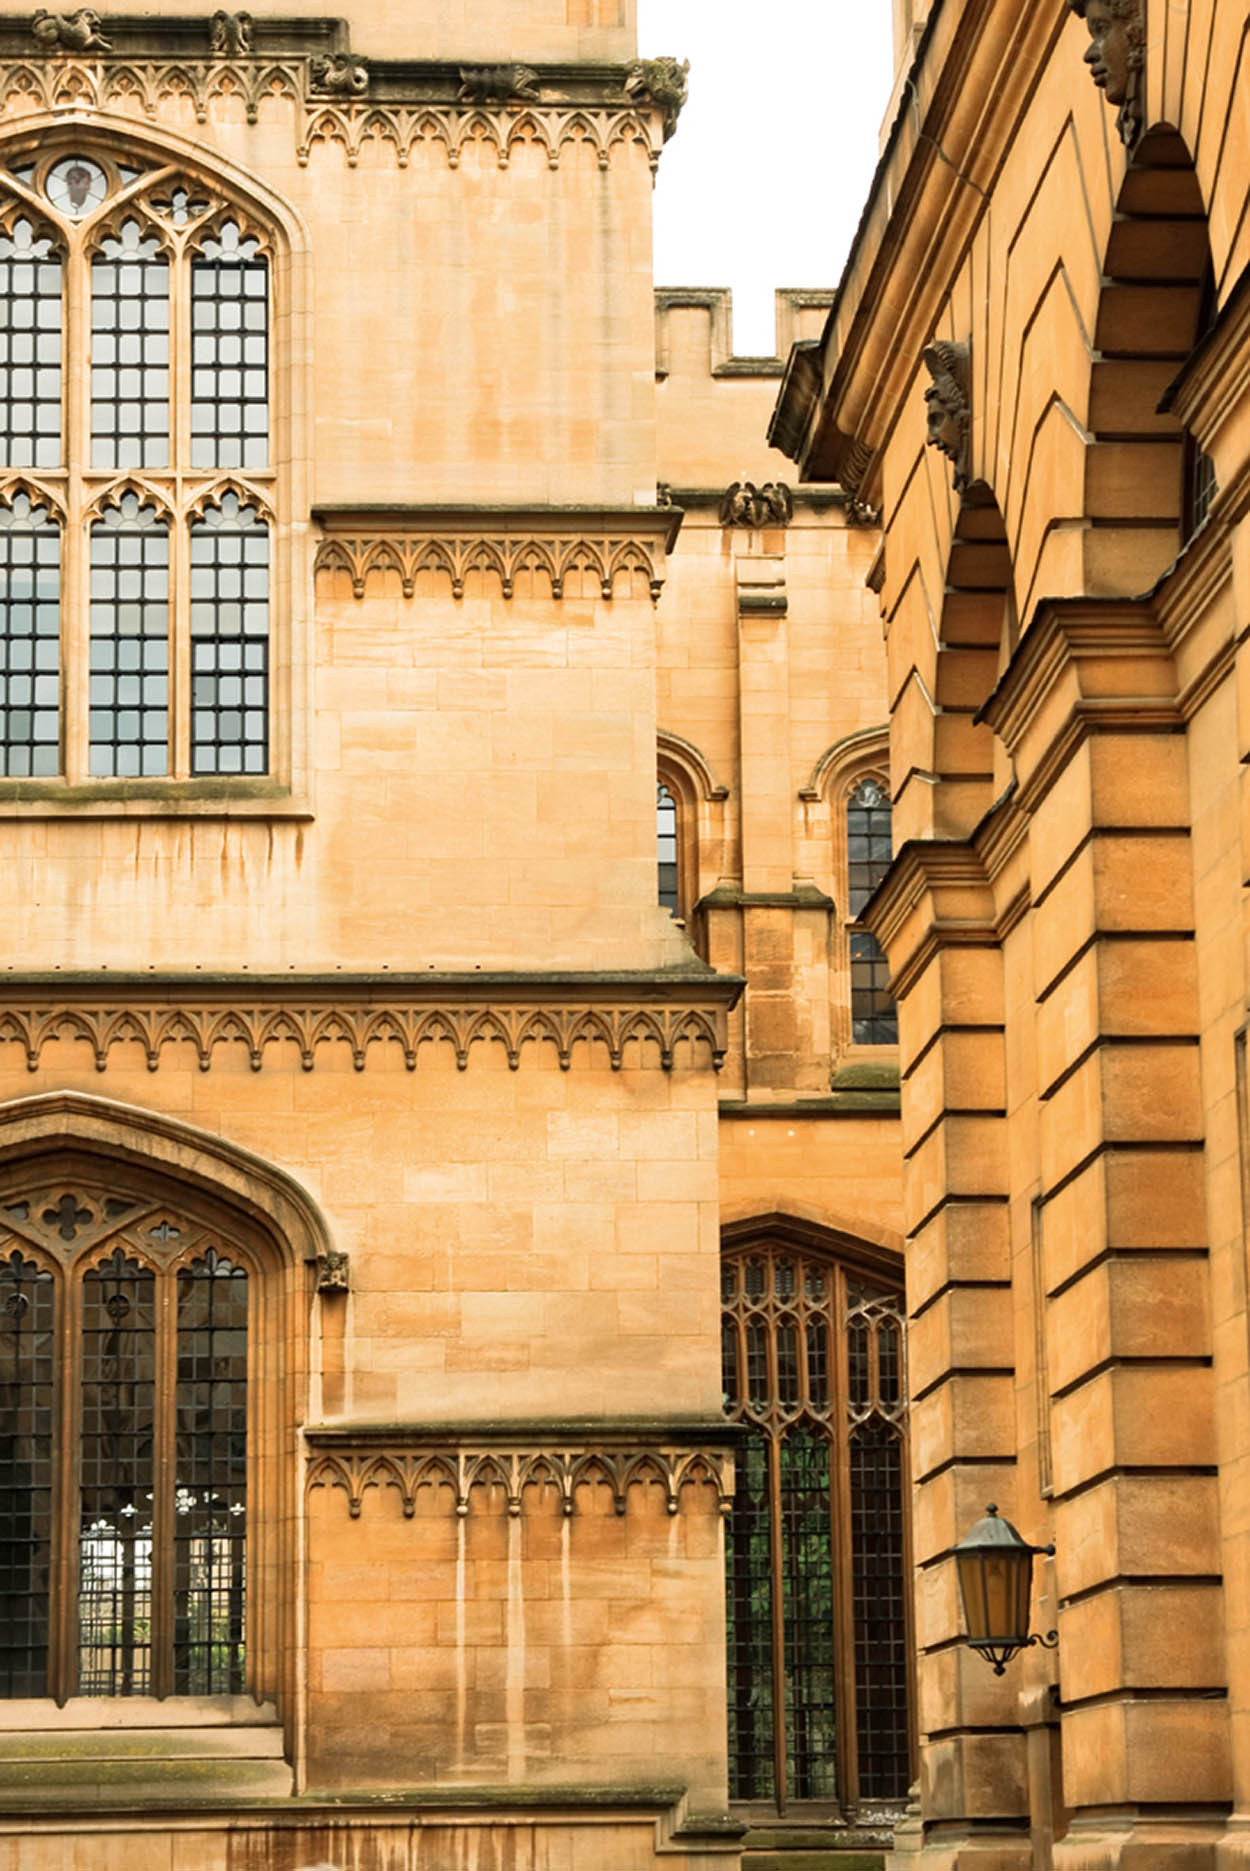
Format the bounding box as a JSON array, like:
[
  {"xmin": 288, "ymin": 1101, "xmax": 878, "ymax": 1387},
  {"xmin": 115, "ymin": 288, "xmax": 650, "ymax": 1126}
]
[{"xmin": 955, "ymin": 1504, "xmax": 1051, "ymax": 1556}]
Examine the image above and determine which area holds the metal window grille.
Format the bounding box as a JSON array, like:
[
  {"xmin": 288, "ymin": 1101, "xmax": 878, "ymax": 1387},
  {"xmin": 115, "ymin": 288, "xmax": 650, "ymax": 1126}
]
[
  {"xmin": 78, "ymin": 1249, "xmax": 157, "ymax": 1696},
  {"xmin": 0, "ymin": 492, "xmax": 60, "ymax": 776},
  {"xmin": 848, "ymin": 779, "xmax": 898, "ymax": 1045},
  {"xmin": 0, "ymin": 1185, "xmax": 253, "ymax": 1700},
  {"xmin": 657, "ymin": 781, "xmax": 680, "ymax": 915},
  {"xmin": 722, "ymin": 1244, "xmax": 911, "ymax": 1816},
  {"xmin": 90, "ymin": 220, "xmax": 169, "ymax": 470},
  {"xmin": 0, "ymin": 218, "xmax": 61, "ymax": 470},
  {"xmin": 88, "ymin": 493, "xmax": 169, "ymax": 777},
  {"xmin": 189, "ymin": 493, "xmax": 269, "ymax": 774},
  {"xmin": 190, "ymin": 222, "xmax": 268, "ymax": 471},
  {"xmin": 174, "ymin": 1251, "xmax": 248, "ymax": 1694},
  {"xmin": 0, "ymin": 1250, "xmax": 54, "ymax": 1696}
]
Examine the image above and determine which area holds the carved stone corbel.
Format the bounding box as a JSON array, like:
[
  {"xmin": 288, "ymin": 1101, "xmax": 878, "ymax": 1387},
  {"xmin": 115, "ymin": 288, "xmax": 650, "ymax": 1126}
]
[
  {"xmin": 1065, "ymin": 0, "xmax": 1145, "ymax": 147},
  {"xmin": 314, "ymin": 1247, "xmax": 350, "ymax": 1293},
  {"xmin": 922, "ymin": 339, "xmax": 971, "ymax": 493},
  {"xmin": 30, "ymin": 7, "xmax": 109, "ymax": 51},
  {"xmin": 309, "ymin": 51, "xmax": 368, "ymax": 97}
]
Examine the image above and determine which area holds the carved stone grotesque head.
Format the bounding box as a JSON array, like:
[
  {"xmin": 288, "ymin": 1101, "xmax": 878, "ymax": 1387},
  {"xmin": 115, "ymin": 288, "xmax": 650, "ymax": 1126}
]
[
  {"xmin": 922, "ymin": 340, "xmax": 971, "ymax": 492},
  {"xmin": 1067, "ymin": 0, "xmax": 1145, "ymax": 145}
]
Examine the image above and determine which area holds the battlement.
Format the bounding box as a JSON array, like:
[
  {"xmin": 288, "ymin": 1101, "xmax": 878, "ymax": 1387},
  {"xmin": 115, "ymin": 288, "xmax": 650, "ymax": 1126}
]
[
  {"xmin": 654, "ymin": 287, "xmax": 833, "ymax": 382},
  {"xmin": 654, "ymin": 287, "xmax": 833, "ymax": 491},
  {"xmin": 0, "ymin": 1, "xmax": 637, "ymax": 65}
]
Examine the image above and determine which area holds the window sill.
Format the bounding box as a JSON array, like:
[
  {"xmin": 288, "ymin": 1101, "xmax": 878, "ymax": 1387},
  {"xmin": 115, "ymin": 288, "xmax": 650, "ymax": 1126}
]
[
  {"xmin": 0, "ymin": 1696, "xmax": 276, "ymax": 1729},
  {"xmin": 0, "ymin": 779, "xmax": 312, "ymax": 819}
]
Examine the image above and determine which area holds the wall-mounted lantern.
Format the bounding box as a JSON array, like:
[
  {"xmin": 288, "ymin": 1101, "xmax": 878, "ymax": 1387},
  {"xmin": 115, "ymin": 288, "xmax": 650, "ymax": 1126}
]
[{"xmin": 954, "ymin": 1504, "xmax": 1058, "ymax": 1675}]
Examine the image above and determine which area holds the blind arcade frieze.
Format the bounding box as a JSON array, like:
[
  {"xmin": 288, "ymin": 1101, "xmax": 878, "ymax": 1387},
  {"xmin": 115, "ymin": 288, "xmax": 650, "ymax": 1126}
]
[
  {"xmin": 305, "ymin": 1438, "xmax": 734, "ymax": 1521},
  {"xmin": 0, "ymin": 27, "xmax": 674, "ymax": 173},
  {"xmin": 0, "ymin": 981, "xmax": 735, "ymax": 1073},
  {"xmin": 312, "ymin": 512, "xmax": 679, "ymax": 604}
]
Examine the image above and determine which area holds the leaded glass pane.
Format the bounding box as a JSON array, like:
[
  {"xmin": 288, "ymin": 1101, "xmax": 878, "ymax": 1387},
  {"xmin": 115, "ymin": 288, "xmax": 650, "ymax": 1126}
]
[
  {"xmin": 0, "ymin": 1250, "xmax": 54, "ymax": 1697},
  {"xmin": 848, "ymin": 778, "xmax": 897, "ymax": 1043},
  {"xmin": 90, "ymin": 220, "xmax": 169, "ymax": 470},
  {"xmin": 0, "ymin": 493, "xmax": 60, "ymax": 776},
  {"xmin": 657, "ymin": 781, "xmax": 679, "ymax": 915},
  {"xmin": 190, "ymin": 224, "xmax": 268, "ymax": 470},
  {"xmin": 725, "ymin": 1435, "xmax": 775, "ymax": 1801},
  {"xmin": 79, "ymin": 1249, "xmax": 156, "ymax": 1696},
  {"xmin": 189, "ymin": 493, "xmax": 268, "ymax": 775},
  {"xmin": 0, "ymin": 218, "xmax": 61, "ymax": 470},
  {"xmin": 88, "ymin": 494, "xmax": 169, "ymax": 777},
  {"xmin": 723, "ymin": 1244, "xmax": 911, "ymax": 1815},
  {"xmin": 850, "ymin": 1417, "xmax": 909, "ymax": 1799},
  {"xmin": 780, "ymin": 1425, "xmax": 837, "ymax": 1801},
  {"xmin": 174, "ymin": 1251, "xmax": 247, "ymax": 1695}
]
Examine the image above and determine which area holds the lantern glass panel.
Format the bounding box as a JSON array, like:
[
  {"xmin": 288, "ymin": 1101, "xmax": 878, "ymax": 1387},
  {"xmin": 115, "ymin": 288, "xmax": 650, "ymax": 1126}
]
[{"xmin": 957, "ymin": 1544, "xmax": 1033, "ymax": 1646}]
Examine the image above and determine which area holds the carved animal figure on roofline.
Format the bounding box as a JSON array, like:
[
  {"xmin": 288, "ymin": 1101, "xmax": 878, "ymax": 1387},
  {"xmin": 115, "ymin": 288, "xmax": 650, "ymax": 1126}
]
[
  {"xmin": 922, "ymin": 339, "xmax": 971, "ymax": 493},
  {"xmin": 1065, "ymin": 0, "xmax": 1145, "ymax": 146},
  {"xmin": 31, "ymin": 7, "xmax": 110, "ymax": 51},
  {"xmin": 719, "ymin": 480, "xmax": 792, "ymax": 528},
  {"xmin": 309, "ymin": 50, "xmax": 368, "ymax": 97},
  {"xmin": 457, "ymin": 63, "xmax": 541, "ymax": 104},
  {"xmin": 623, "ymin": 56, "xmax": 689, "ymax": 140},
  {"xmin": 211, "ymin": 10, "xmax": 253, "ymax": 56}
]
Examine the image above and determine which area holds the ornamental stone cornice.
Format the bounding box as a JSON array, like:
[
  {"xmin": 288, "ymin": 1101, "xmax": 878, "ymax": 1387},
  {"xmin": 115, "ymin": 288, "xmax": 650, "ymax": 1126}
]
[
  {"xmin": 980, "ymin": 599, "xmax": 1180, "ymax": 808},
  {"xmin": 304, "ymin": 1419, "xmax": 736, "ymax": 1519},
  {"xmin": 312, "ymin": 504, "xmax": 682, "ymax": 603},
  {"xmin": 768, "ymin": 0, "xmax": 1069, "ymax": 484},
  {"xmin": 0, "ymin": 20, "xmax": 671, "ymax": 172},
  {"xmin": 859, "ymin": 836, "xmax": 997, "ymax": 992},
  {"xmin": 0, "ymin": 969, "xmax": 742, "ymax": 1075}
]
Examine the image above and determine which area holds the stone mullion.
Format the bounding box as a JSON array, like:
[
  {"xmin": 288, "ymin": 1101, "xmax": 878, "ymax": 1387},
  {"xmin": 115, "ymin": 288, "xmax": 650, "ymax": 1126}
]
[
  {"xmin": 987, "ymin": 606, "xmax": 1231, "ymax": 1868},
  {"xmin": 871, "ymin": 855, "xmax": 1030, "ymax": 1871}
]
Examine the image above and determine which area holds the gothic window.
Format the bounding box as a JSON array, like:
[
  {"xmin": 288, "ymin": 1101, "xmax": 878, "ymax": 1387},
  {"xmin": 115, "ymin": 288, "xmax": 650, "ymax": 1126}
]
[
  {"xmin": 0, "ymin": 1179, "xmax": 251, "ymax": 1701},
  {"xmin": 657, "ymin": 780, "xmax": 680, "ymax": 916},
  {"xmin": 0, "ymin": 146, "xmax": 273, "ymax": 783},
  {"xmin": 722, "ymin": 1232, "xmax": 911, "ymax": 1817},
  {"xmin": 847, "ymin": 778, "xmax": 897, "ymax": 1045}
]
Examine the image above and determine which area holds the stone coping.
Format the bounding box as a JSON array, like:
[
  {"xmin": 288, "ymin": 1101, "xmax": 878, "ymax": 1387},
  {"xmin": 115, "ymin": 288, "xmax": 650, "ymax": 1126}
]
[{"xmin": 304, "ymin": 1417, "xmax": 743, "ymax": 1447}]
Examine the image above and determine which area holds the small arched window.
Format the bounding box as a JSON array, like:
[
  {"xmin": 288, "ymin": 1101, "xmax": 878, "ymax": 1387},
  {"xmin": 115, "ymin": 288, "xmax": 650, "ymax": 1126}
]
[
  {"xmin": 1, "ymin": 1177, "xmax": 252, "ymax": 1700},
  {"xmin": 847, "ymin": 777, "xmax": 897, "ymax": 1045},
  {"xmin": 657, "ymin": 779, "xmax": 680, "ymax": 916},
  {"xmin": 722, "ymin": 1230, "xmax": 911, "ymax": 1815},
  {"xmin": 0, "ymin": 146, "xmax": 273, "ymax": 783}
]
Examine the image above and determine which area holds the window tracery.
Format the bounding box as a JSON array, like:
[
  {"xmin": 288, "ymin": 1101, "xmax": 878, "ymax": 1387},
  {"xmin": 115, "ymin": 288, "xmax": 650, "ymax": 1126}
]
[
  {"xmin": 0, "ymin": 1176, "xmax": 254, "ymax": 1702},
  {"xmin": 0, "ymin": 143, "xmax": 273, "ymax": 782},
  {"xmin": 721, "ymin": 1231, "xmax": 911, "ymax": 1816}
]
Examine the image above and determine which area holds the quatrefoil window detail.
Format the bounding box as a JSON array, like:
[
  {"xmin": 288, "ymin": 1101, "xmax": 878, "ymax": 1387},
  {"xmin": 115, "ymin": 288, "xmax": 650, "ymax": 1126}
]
[{"xmin": 42, "ymin": 1193, "xmax": 93, "ymax": 1240}]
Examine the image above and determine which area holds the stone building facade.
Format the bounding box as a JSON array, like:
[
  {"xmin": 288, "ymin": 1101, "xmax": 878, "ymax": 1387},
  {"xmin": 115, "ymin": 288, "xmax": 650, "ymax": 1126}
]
[
  {"xmin": 770, "ymin": 1, "xmax": 1250, "ymax": 1869},
  {"xmin": 0, "ymin": 5, "xmax": 906, "ymax": 1869}
]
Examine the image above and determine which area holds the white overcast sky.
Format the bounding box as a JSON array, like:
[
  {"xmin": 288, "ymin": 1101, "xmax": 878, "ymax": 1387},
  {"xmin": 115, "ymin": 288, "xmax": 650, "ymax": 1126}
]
[{"xmin": 637, "ymin": 1, "xmax": 895, "ymax": 355}]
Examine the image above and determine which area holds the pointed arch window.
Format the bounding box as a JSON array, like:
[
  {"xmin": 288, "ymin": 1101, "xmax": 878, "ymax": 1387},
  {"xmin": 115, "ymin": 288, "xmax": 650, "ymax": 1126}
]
[
  {"xmin": 0, "ymin": 1179, "xmax": 253, "ymax": 1701},
  {"xmin": 0, "ymin": 147, "xmax": 274, "ymax": 785},
  {"xmin": 722, "ymin": 1231, "xmax": 912, "ymax": 1818},
  {"xmin": 847, "ymin": 777, "xmax": 897, "ymax": 1045},
  {"xmin": 657, "ymin": 779, "xmax": 680, "ymax": 915}
]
